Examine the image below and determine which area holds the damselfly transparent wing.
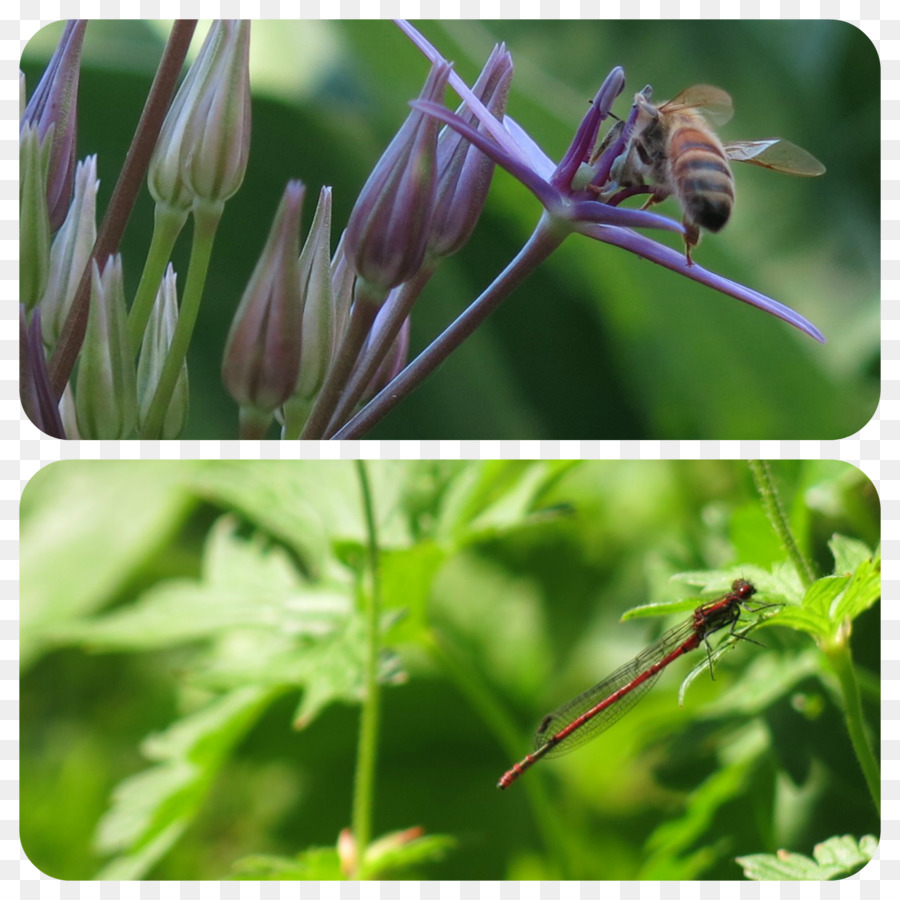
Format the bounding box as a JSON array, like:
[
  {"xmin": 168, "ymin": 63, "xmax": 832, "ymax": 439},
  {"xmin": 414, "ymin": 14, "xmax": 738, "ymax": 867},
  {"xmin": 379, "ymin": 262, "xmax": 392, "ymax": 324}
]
[{"xmin": 533, "ymin": 618, "xmax": 697, "ymax": 758}]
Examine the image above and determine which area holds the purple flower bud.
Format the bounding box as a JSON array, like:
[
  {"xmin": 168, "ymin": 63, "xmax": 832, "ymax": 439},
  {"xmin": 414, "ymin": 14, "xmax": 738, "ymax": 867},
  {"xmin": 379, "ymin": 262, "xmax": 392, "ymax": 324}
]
[
  {"xmin": 428, "ymin": 45, "xmax": 513, "ymax": 259},
  {"xmin": 149, "ymin": 21, "xmax": 252, "ymax": 211},
  {"xmin": 21, "ymin": 20, "xmax": 86, "ymax": 231},
  {"xmin": 75, "ymin": 256, "xmax": 137, "ymax": 439},
  {"xmin": 222, "ymin": 180, "xmax": 305, "ymax": 413},
  {"xmin": 344, "ymin": 61, "xmax": 451, "ymax": 295}
]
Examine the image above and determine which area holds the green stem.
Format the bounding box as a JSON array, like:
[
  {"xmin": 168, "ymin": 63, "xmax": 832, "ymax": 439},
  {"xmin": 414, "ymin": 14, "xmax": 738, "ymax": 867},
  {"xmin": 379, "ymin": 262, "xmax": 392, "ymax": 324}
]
[
  {"xmin": 825, "ymin": 637, "xmax": 880, "ymax": 814},
  {"xmin": 351, "ymin": 460, "xmax": 381, "ymax": 878},
  {"xmin": 426, "ymin": 632, "xmax": 573, "ymax": 878},
  {"xmin": 127, "ymin": 203, "xmax": 189, "ymax": 354},
  {"xmin": 748, "ymin": 460, "xmax": 816, "ymax": 589},
  {"xmin": 140, "ymin": 199, "xmax": 223, "ymax": 438}
]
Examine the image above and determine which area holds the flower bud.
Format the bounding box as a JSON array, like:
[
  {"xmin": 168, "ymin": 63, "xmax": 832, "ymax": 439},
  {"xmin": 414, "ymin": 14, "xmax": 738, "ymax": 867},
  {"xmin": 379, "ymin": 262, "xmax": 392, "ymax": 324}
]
[
  {"xmin": 294, "ymin": 186, "xmax": 335, "ymax": 399},
  {"xmin": 21, "ymin": 20, "xmax": 86, "ymax": 231},
  {"xmin": 330, "ymin": 231, "xmax": 355, "ymax": 340},
  {"xmin": 148, "ymin": 20, "xmax": 251, "ymax": 211},
  {"xmin": 19, "ymin": 125, "xmax": 52, "ymax": 312},
  {"xmin": 428, "ymin": 44, "xmax": 513, "ymax": 259},
  {"xmin": 41, "ymin": 154, "xmax": 98, "ymax": 349},
  {"xmin": 344, "ymin": 61, "xmax": 450, "ymax": 295},
  {"xmin": 75, "ymin": 256, "xmax": 137, "ymax": 439},
  {"xmin": 222, "ymin": 180, "xmax": 305, "ymax": 413},
  {"xmin": 137, "ymin": 265, "xmax": 188, "ymax": 439}
]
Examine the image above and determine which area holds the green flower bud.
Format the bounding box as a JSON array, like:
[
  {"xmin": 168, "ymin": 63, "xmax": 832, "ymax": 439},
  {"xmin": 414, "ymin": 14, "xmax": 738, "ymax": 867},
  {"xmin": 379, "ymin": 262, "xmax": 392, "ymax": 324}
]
[
  {"xmin": 41, "ymin": 154, "xmax": 98, "ymax": 349},
  {"xmin": 75, "ymin": 256, "xmax": 137, "ymax": 438},
  {"xmin": 19, "ymin": 125, "xmax": 52, "ymax": 312},
  {"xmin": 137, "ymin": 265, "xmax": 188, "ymax": 439},
  {"xmin": 148, "ymin": 20, "xmax": 252, "ymax": 211}
]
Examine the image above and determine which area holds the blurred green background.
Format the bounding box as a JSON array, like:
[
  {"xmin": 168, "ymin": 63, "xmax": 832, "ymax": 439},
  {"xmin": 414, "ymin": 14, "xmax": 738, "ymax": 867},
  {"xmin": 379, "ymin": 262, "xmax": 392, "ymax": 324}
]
[
  {"xmin": 21, "ymin": 20, "xmax": 879, "ymax": 439},
  {"xmin": 20, "ymin": 459, "xmax": 879, "ymax": 879}
]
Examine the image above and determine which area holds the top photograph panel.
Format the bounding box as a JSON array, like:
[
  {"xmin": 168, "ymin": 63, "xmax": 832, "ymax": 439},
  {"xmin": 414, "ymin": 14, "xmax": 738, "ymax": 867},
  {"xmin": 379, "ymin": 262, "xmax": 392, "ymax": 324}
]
[{"xmin": 20, "ymin": 19, "xmax": 879, "ymax": 440}]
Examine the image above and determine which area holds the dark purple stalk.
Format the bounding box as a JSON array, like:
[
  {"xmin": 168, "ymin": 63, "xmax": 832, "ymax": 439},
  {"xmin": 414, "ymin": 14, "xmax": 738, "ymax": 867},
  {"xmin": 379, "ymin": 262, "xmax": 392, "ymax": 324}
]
[{"xmin": 48, "ymin": 20, "xmax": 198, "ymax": 401}]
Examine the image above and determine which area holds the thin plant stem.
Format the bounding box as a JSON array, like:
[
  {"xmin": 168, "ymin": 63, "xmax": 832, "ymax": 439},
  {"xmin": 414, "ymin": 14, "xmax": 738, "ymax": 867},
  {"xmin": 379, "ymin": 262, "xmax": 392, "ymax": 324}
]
[
  {"xmin": 425, "ymin": 631, "xmax": 573, "ymax": 879},
  {"xmin": 748, "ymin": 460, "xmax": 816, "ymax": 589},
  {"xmin": 824, "ymin": 633, "xmax": 880, "ymax": 814},
  {"xmin": 351, "ymin": 459, "xmax": 382, "ymax": 878},
  {"xmin": 127, "ymin": 203, "xmax": 189, "ymax": 354},
  {"xmin": 325, "ymin": 266, "xmax": 434, "ymax": 437},
  {"xmin": 332, "ymin": 214, "xmax": 567, "ymax": 439},
  {"xmin": 49, "ymin": 20, "xmax": 198, "ymax": 400},
  {"xmin": 140, "ymin": 199, "xmax": 223, "ymax": 438},
  {"xmin": 299, "ymin": 286, "xmax": 380, "ymax": 439}
]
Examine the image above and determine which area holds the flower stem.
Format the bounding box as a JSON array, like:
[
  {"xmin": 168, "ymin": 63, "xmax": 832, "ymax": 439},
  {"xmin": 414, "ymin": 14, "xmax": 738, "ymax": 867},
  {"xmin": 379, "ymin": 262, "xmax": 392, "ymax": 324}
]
[
  {"xmin": 325, "ymin": 266, "xmax": 434, "ymax": 437},
  {"xmin": 425, "ymin": 631, "xmax": 573, "ymax": 878},
  {"xmin": 823, "ymin": 635, "xmax": 880, "ymax": 814},
  {"xmin": 140, "ymin": 199, "xmax": 223, "ymax": 438},
  {"xmin": 748, "ymin": 460, "xmax": 816, "ymax": 589},
  {"xmin": 332, "ymin": 214, "xmax": 567, "ymax": 439},
  {"xmin": 351, "ymin": 460, "xmax": 382, "ymax": 877},
  {"xmin": 298, "ymin": 284, "xmax": 380, "ymax": 439},
  {"xmin": 48, "ymin": 20, "xmax": 198, "ymax": 400},
  {"xmin": 127, "ymin": 203, "xmax": 189, "ymax": 354}
]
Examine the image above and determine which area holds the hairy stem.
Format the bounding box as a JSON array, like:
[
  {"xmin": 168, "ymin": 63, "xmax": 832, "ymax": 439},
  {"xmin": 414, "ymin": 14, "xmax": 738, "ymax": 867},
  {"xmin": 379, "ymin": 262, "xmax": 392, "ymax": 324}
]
[{"xmin": 748, "ymin": 460, "xmax": 816, "ymax": 589}]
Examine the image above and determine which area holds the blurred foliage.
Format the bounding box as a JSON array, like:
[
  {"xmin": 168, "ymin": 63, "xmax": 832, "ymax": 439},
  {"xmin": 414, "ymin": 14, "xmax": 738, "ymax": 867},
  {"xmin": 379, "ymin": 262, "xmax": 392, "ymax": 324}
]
[
  {"xmin": 21, "ymin": 19, "xmax": 878, "ymax": 439},
  {"xmin": 20, "ymin": 459, "xmax": 879, "ymax": 879}
]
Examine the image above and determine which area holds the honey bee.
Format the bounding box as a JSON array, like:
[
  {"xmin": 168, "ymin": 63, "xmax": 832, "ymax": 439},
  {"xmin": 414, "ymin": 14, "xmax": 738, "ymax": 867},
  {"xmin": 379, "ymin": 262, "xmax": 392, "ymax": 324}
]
[{"xmin": 596, "ymin": 85, "xmax": 825, "ymax": 263}]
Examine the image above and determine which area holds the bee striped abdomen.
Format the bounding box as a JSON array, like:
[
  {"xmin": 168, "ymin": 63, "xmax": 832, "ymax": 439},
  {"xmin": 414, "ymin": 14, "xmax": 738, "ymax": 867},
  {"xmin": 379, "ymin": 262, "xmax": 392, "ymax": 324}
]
[{"xmin": 669, "ymin": 126, "xmax": 734, "ymax": 232}]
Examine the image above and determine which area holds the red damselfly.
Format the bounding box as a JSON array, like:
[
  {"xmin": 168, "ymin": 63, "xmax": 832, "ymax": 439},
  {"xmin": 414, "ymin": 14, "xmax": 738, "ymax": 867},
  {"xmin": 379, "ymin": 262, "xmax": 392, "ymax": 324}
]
[{"xmin": 498, "ymin": 578, "xmax": 770, "ymax": 790}]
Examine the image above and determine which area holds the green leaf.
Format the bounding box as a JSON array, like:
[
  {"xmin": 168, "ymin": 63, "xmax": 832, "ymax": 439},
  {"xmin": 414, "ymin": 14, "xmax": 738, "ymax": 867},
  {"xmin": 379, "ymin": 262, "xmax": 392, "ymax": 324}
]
[
  {"xmin": 434, "ymin": 460, "xmax": 577, "ymax": 543},
  {"xmin": 20, "ymin": 461, "xmax": 197, "ymax": 665},
  {"xmin": 362, "ymin": 830, "xmax": 456, "ymax": 879},
  {"xmin": 833, "ymin": 548, "xmax": 880, "ymax": 623},
  {"xmin": 736, "ymin": 834, "xmax": 877, "ymax": 880},
  {"xmin": 233, "ymin": 848, "xmax": 344, "ymax": 880},
  {"xmin": 96, "ymin": 686, "xmax": 276, "ymax": 879},
  {"xmin": 190, "ymin": 460, "xmax": 419, "ymax": 575},
  {"xmin": 51, "ymin": 517, "xmax": 352, "ymax": 650},
  {"xmin": 641, "ymin": 759, "xmax": 753, "ymax": 879},
  {"xmin": 379, "ymin": 541, "xmax": 448, "ymax": 642},
  {"xmin": 829, "ymin": 534, "xmax": 874, "ymax": 576}
]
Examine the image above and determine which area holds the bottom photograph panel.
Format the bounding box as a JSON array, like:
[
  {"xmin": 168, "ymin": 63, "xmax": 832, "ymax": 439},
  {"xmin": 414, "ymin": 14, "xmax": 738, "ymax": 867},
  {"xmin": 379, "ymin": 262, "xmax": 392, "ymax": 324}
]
[{"xmin": 19, "ymin": 459, "xmax": 880, "ymax": 881}]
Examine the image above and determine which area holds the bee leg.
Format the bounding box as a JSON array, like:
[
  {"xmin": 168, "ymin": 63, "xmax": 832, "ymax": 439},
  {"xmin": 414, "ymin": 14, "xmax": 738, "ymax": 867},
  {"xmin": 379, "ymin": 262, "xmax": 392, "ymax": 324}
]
[{"xmin": 683, "ymin": 221, "xmax": 701, "ymax": 266}]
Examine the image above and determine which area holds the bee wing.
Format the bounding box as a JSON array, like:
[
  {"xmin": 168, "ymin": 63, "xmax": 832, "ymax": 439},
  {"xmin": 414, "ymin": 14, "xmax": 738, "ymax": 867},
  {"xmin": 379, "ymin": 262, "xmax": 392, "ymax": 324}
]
[
  {"xmin": 663, "ymin": 85, "xmax": 734, "ymax": 126},
  {"xmin": 724, "ymin": 139, "xmax": 826, "ymax": 176}
]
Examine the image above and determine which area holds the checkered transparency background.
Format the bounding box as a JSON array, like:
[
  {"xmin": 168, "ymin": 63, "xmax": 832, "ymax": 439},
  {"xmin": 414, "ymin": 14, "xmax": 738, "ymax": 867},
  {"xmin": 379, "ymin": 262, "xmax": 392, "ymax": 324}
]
[{"xmin": 3, "ymin": 0, "xmax": 895, "ymax": 896}]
